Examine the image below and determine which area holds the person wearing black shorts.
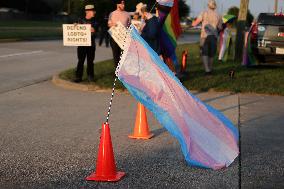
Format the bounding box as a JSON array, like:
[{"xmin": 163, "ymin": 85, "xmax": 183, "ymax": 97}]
[{"xmin": 192, "ymin": 0, "xmax": 222, "ymax": 75}]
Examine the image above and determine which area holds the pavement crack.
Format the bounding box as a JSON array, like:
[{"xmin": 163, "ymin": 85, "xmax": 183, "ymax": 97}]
[
  {"xmin": 238, "ymin": 94, "xmax": 242, "ymax": 189},
  {"xmin": 0, "ymin": 77, "xmax": 51, "ymax": 95}
]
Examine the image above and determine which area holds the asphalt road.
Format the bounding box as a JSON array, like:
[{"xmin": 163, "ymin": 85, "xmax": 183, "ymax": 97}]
[
  {"xmin": 177, "ymin": 33, "xmax": 200, "ymax": 44},
  {"xmin": 0, "ymin": 34, "xmax": 199, "ymax": 94},
  {"xmin": 0, "ymin": 40, "xmax": 112, "ymax": 94},
  {"xmin": 0, "ymin": 82, "xmax": 240, "ymax": 189},
  {"xmin": 0, "ymin": 39, "xmax": 283, "ymax": 188}
]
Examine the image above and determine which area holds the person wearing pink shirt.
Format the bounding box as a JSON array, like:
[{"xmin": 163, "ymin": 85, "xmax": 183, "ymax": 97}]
[
  {"xmin": 108, "ymin": 0, "xmax": 131, "ymax": 67},
  {"xmin": 192, "ymin": 0, "xmax": 222, "ymax": 75}
]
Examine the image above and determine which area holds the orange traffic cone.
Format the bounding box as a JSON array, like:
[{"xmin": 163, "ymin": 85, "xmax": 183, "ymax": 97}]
[
  {"xmin": 180, "ymin": 50, "xmax": 188, "ymax": 73},
  {"xmin": 86, "ymin": 123, "xmax": 125, "ymax": 182},
  {"xmin": 128, "ymin": 103, "xmax": 154, "ymax": 139}
]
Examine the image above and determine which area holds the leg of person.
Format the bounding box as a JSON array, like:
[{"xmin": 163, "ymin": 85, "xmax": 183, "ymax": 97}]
[
  {"xmin": 208, "ymin": 36, "xmax": 217, "ymax": 72},
  {"xmin": 99, "ymin": 30, "xmax": 103, "ymax": 46},
  {"xmin": 202, "ymin": 56, "xmax": 211, "ymax": 73},
  {"xmin": 200, "ymin": 38, "xmax": 205, "ymax": 57},
  {"xmin": 110, "ymin": 38, "xmax": 122, "ymax": 68},
  {"xmin": 86, "ymin": 46, "xmax": 96, "ymax": 82},
  {"xmin": 201, "ymin": 37, "xmax": 211, "ymax": 74},
  {"xmin": 105, "ymin": 32, "xmax": 110, "ymax": 47},
  {"xmin": 75, "ymin": 46, "xmax": 87, "ymax": 82}
]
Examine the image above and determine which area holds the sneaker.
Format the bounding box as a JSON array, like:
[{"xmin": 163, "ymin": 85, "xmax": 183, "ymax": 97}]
[
  {"xmin": 73, "ymin": 78, "xmax": 82, "ymax": 83},
  {"xmin": 88, "ymin": 76, "xmax": 95, "ymax": 82},
  {"xmin": 205, "ymin": 71, "xmax": 212, "ymax": 76}
]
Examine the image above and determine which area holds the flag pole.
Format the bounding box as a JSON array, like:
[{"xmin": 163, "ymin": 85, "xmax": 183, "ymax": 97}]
[
  {"xmin": 105, "ymin": 77, "xmax": 117, "ymax": 124},
  {"xmin": 149, "ymin": 2, "xmax": 158, "ymax": 13}
]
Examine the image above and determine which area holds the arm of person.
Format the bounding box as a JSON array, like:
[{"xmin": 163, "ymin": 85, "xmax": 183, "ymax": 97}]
[
  {"xmin": 192, "ymin": 12, "xmax": 203, "ymax": 27},
  {"xmin": 108, "ymin": 12, "xmax": 116, "ymax": 27},
  {"xmin": 126, "ymin": 13, "xmax": 131, "ymax": 27},
  {"xmin": 192, "ymin": 17, "xmax": 202, "ymax": 27}
]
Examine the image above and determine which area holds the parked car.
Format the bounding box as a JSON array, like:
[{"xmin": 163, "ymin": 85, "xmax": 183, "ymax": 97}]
[{"xmin": 250, "ymin": 13, "xmax": 284, "ymax": 63}]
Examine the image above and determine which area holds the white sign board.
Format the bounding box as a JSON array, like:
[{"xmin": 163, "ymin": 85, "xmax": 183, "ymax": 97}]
[
  {"xmin": 108, "ymin": 22, "xmax": 129, "ymax": 49},
  {"xmin": 63, "ymin": 24, "xmax": 91, "ymax": 46}
]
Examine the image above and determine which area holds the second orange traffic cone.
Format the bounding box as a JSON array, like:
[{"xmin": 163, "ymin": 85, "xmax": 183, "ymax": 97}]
[
  {"xmin": 180, "ymin": 50, "xmax": 188, "ymax": 73},
  {"xmin": 129, "ymin": 103, "xmax": 154, "ymax": 139}
]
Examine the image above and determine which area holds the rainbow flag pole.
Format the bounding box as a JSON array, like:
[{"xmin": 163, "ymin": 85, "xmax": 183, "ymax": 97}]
[{"xmin": 157, "ymin": 0, "xmax": 182, "ymax": 71}]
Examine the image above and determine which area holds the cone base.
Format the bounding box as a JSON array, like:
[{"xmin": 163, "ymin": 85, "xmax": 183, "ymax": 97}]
[
  {"xmin": 128, "ymin": 133, "xmax": 154, "ymax": 139},
  {"xmin": 86, "ymin": 171, "xmax": 126, "ymax": 182}
]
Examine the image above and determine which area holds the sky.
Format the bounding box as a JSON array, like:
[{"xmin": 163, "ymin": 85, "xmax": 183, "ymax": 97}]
[{"xmin": 187, "ymin": 0, "xmax": 284, "ymax": 17}]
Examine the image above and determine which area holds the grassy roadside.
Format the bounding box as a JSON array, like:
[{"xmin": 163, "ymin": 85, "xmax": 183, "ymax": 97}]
[
  {"xmin": 59, "ymin": 60, "xmax": 125, "ymax": 90},
  {"xmin": 59, "ymin": 43, "xmax": 284, "ymax": 95},
  {"xmin": 0, "ymin": 20, "xmax": 63, "ymax": 40}
]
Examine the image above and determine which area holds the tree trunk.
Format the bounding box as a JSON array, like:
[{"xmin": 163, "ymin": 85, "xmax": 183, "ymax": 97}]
[
  {"xmin": 234, "ymin": 0, "xmax": 249, "ymax": 62},
  {"xmin": 274, "ymin": 0, "xmax": 278, "ymax": 13},
  {"xmin": 25, "ymin": 0, "xmax": 30, "ymax": 15}
]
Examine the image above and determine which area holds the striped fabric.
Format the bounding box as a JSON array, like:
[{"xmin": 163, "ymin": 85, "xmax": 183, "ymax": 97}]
[
  {"xmin": 156, "ymin": 0, "xmax": 174, "ymax": 7},
  {"xmin": 116, "ymin": 26, "xmax": 239, "ymax": 170},
  {"xmin": 242, "ymin": 25, "xmax": 257, "ymax": 66},
  {"xmin": 159, "ymin": 0, "xmax": 182, "ymax": 69}
]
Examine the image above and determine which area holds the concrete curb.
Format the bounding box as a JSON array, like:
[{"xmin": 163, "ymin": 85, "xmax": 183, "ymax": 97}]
[
  {"xmin": 52, "ymin": 74, "xmax": 125, "ymax": 93},
  {"xmin": 0, "ymin": 39, "xmax": 21, "ymax": 43},
  {"xmin": 0, "ymin": 37, "xmax": 61, "ymax": 43}
]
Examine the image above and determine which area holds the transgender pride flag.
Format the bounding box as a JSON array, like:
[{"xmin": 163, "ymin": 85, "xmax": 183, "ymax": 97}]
[{"xmin": 116, "ymin": 26, "xmax": 239, "ymax": 170}]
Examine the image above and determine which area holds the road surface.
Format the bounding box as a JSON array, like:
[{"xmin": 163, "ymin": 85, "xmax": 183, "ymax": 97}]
[{"xmin": 0, "ymin": 39, "xmax": 283, "ymax": 188}]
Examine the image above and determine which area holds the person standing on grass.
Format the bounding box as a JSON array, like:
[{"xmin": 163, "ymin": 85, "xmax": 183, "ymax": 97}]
[
  {"xmin": 138, "ymin": 3, "xmax": 161, "ymax": 56},
  {"xmin": 108, "ymin": 0, "xmax": 131, "ymax": 68},
  {"xmin": 99, "ymin": 12, "xmax": 110, "ymax": 48},
  {"xmin": 192, "ymin": 0, "xmax": 222, "ymax": 75},
  {"xmin": 74, "ymin": 4, "xmax": 97, "ymax": 83}
]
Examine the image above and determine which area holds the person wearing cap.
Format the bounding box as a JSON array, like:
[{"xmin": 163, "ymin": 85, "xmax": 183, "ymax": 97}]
[
  {"xmin": 74, "ymin": 4, "xmax": 97, "ymax": 83},
  {"xmin": 108, "ymin": 0, "xmax": 131, "ymax": 67},
  {"xmin": 131, "ymin": 12, "xmax": 142, "ymax": 33},
  {"xmin": 192, "ymin": 0, "xmax": 222, "ymax": 75},
  {"xmin": 138, "ymin": 3, "xmax": 161, "ymax": 56}
]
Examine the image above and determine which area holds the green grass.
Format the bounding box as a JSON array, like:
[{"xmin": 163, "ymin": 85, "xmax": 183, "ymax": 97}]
[
  {"xmin": 59, "ymin": 60, "xmax": 125, "ymax": 90},
  {"xmin": 0, "ymin": 20, "xmax": 63, "ymax": 40},
  {"xmin": 59, "ymin": 43, "xmax": 284, "ymax": 95},
  {"xmin": 0, "ymin": 20, "xmax": 64, "ymax": 27}
]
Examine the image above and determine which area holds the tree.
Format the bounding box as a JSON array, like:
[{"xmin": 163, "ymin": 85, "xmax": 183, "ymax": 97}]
[
  {"xmin": 227, "ymin": 6, "xmax": 254, "ymax": 26},
  {"xmin": 275, "ymin": 0, "xmax": 278, "ymax": 13},
  {"xmin": 125, "ymin": 0, "xmax": 190, "ymax": 18},
  {"xmin": 234, "ymin": 0, "xmax": 250, "ymax": 62},
  {"xmin": 178, "ymin": 0, "xmax": 190, "ymax": 18},
  {"xmin": 3, "ymin": 0, "xmax": 57, "ymax": 14}
]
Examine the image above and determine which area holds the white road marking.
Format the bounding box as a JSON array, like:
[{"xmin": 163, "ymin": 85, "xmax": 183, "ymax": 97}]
[{"xmin": 0, "ymin": 50, "xmax": 43, "ymax": 58}]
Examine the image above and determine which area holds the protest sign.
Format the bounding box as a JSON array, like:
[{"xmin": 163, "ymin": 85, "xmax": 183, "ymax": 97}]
[
  {"xmin": 63, "ymin": 24, "xmax": 91, "ymax": 46},
  {"xmin": 108, "ymin": 22, "xmax": 129, "ymax": 49}
]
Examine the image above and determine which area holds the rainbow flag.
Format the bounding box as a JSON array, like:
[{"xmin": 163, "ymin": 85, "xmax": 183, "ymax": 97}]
[
  {"xmin": 158, "ymin": 0, "xmax": 182, "ymax": 70},
  {"xmin": 116, "ymin": 26, "xmax": 239, "ymax": 170},
  {"xmin": 242, "ymin": 27, "xmax": 257, "ymax": 66}
]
